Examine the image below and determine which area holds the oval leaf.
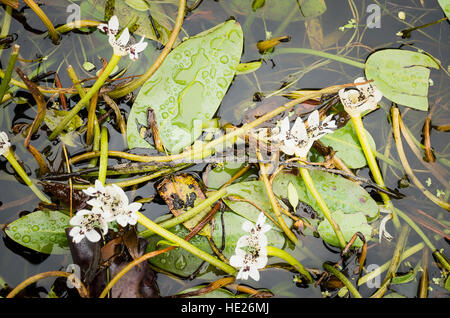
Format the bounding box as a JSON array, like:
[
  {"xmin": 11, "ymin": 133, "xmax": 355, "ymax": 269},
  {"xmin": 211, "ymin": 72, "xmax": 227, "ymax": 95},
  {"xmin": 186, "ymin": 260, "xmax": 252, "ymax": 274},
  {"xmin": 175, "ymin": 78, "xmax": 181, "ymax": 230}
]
[
  {"xmin": 287, "ymin": 182, "xmax": 299, "ymax": 210},
  {"xmin": 321, "ymin": 121, "xmax": 376, "ymax": 169},
  {"xmin": 273, "ymin": 171, "xmax": 379, "ymax": 220},
  {"xmin": 317, "ymin": 210, "xmax": 372, "ymax": 248},
  {"xmin": 365, "ymin": 49, "xmax": 439, "ymax": 111},
  {"xmin": 5, "ymin": 210, "xmax": 70, "ymax": 254},
  {"xmin": 127, "ymin": 20, "xmax": 244, "ymax": 153}
]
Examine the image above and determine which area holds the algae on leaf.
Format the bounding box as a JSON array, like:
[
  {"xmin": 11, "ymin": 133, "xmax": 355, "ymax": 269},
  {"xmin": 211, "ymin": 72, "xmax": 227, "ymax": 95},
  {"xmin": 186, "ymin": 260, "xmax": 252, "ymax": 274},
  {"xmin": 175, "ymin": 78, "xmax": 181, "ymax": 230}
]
[{"xmin": 127, "ymin": 20, "xmax": 244, "ymax": 153}]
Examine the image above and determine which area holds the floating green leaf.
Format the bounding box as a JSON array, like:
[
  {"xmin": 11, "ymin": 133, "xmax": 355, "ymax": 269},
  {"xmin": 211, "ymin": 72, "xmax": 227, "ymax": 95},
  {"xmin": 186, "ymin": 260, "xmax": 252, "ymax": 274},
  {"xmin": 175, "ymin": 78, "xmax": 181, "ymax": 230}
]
[
  {"xmin": 317, "ymin": 210, "xmax": 372, "ymax": 248},
  {"xmin": 146, "ymin": 211, "xmax": 285, "ymax": 277},
  {"xmin": 321, "ymin": 121, "xmax": 376, "ymax": 169},
  {"xmin": 236, "ymin": 61, "xmax": 262, "ymax": 75},
  {"xmin": 44, "ymin": 109, "xmax": 83, "ymax": 147},
  {"xmin": 438, "ymin": 0, "xmax": 450, "ymax": 19},
  {"xmin": 287, "ymin": 182, "xmax": 299, "ymax": 210},
  {"xmin": 5, "ymin": 210, "xmax": 70, "ymax": 254},
  {"xmin": 127, "ymin": 20, "xmax": 243, "ymax": 153},
  {"xmin": 273, "ymin": 171, "xmax": 379, "ymax": 220},
  {"xmin": 365, "ymin": 49, "xmax": 440, "ymax": 111},
  {"xmin": 228, "ymin": 0, "xmax": 326, "ymax": 21},
  {"xmin": 205, "ymin": 162, "xmax": 252, "ymax": 190},
  {"xmin": 223, "ymin": 181, "xmax": 293, "ymax": 230}
]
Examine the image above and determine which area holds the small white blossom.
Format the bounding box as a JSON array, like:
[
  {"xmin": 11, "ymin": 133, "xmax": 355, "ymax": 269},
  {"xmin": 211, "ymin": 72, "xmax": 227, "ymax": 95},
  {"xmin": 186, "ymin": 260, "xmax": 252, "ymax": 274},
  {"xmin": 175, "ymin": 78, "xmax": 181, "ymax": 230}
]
[
  {"xmin": 0, "ymin": 131, "xmax": 10, "ymax": 156},
  {"xmin": 69, "ymin": 207, "xmax": 110, "ymax": 243},
  {"xmin": 338, "ymin": 77, "xmax": 383, "ymax": 117},
  {"xmin": 98, "ymin": 15, "xmax": 147, "ymax": 61},
  {"xmin": 83, "ymin": 180, "xmax": 142, "ymax": 227},
  {"xmin": 230, "ymin": 246, "xmax": 268, "ymax": 281},
  {"xmin": 271, "ymin": 110, "xmax": 337, "ymax": 158},
  {"xmin": 230, "ymin": 212, "xmax": 270, "ymax": 281}
]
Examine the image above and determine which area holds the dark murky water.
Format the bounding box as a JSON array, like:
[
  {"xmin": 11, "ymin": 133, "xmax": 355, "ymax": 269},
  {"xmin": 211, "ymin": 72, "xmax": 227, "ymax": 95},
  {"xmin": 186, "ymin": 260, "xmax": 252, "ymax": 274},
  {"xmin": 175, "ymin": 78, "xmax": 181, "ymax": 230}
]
[{"xmin": 0, "ymin": 0, "xmax": 448, "ymax": 298}]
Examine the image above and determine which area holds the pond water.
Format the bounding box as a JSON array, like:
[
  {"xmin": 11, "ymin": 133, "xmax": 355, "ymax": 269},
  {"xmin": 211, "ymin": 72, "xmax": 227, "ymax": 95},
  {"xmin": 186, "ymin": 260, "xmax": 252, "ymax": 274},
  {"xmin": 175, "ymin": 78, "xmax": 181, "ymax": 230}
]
[{"xmin": 0, "ymin": 0, "xmax": 448, "ymax": 298}]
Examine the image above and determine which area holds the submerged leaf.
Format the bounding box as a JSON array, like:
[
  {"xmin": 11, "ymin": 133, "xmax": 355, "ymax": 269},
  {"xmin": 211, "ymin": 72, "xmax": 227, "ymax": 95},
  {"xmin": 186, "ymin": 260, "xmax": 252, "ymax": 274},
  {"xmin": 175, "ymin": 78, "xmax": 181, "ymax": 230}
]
[
  {"xmin": 127, "ymin": 20, "xmax": 243, "ymax": 153},
  {"xmin": 273, "ymin": 171, "xmax": 379, "ymax": 220},
  {"xmin": 320, "ymin": 121, "xmax": 376, "ymax": 169},
  {"xmin": 365, "ymin": 49, "xmax": 439, "ymax": 111},
  {"xmin": 5, "ymin": 211, "xmax": 70, "ymax": 254},
  {"xmin": 317, "ymin": 210, "xmax": 372, "ymax": 248}
]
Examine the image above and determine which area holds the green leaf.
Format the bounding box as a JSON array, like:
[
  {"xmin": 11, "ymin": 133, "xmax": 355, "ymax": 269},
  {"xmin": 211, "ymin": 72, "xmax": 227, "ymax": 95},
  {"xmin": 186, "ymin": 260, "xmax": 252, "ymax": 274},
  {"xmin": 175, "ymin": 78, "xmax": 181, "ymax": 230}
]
[
  {"xmin": 287, "ymin": 182, "xmax": 299, "ymax": 210},
  {"xmin": 44, "ymin": 109, "xmax": 83, "ymax": 147},
  {"xmin": 365, "ymin": 49, "xmax": 440, "ymax": 111},
  {"xmin": 252, "ymin": 0, "xmax": 265, "ymax": 11},
  {"xmin": 5, "ymin": 211, "xmax": 70, "ymax": 254},
  {"xmin": 236, "ymin": 61, "xmax": 262, "ymax": 75},
  {"xmin": 317, "ymin": 210, "xmax": 372, "ymax": 248},
  {"xmin": 82, "ymin": 61, "xmax": 96, "ymax": 72},
  {"xmin": 223, "ymin": 181, "xmax": 293, "ymax": 231},
  {"xmin": 445, "ymin": 275, "xmax": 450, "ymax": 292},
  {"xmin": 127, "ymin": 20, "xmax": 243, "ymax": 153},
  {"xmin": 228, "ymin": 0, "xmax": 326, "ymax": 21},
  {"xmin": 321, "ymin": 121, "xmax": 376, "ymax": 169},
  {"xmin": 272, "ymin": 171, "xmax": 379, "ymax": 220},
  {"xmin": 205, "ymin": 162, "xmax": 251, "ymax": 190},
  {"xmin": 438, "ymin": 0, "xmax": 450, "ymax": 19},
  {"xmin": 146, "ymin": 211, "xmax": 285, "ymax": 277}
]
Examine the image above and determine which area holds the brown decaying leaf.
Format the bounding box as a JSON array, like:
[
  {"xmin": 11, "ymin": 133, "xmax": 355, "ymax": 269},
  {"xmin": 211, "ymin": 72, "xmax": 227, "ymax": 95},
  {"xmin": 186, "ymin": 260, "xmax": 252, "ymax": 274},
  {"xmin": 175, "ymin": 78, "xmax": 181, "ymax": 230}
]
[
  {"xmin": 108, "ymin": 238, "xmax": 160, "ymax": 298},
  {"xmin": 157, "ymin": 173, "xmax": 211, "ymax": 236},
  {"xmin": 40, "ymin": 181, "xmax": 89, "ymax": 211}
]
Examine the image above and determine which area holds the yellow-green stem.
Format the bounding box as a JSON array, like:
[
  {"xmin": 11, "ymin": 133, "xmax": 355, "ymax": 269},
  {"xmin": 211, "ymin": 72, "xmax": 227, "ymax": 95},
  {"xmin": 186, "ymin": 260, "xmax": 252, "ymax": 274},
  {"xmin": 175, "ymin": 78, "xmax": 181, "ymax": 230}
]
[
  {"xmin": 49, "ymin": 53, "xmax": 121, "ymax": 140},
  {"xmin": 299, "ymin": 165, "xmax": 346, "ymax": 249},
  {"xmin": 0, "ymin": 44, "xmax": 19, "ymax": 102},
  {"xmin": 258, "ymin": 153, "xmax": 298, "ymax": 245},
  {"xmin": 139, "ymin": 187, "xmax": 228, "ymax": 238},
  {"xmin": 3, "ymin": 149, "xmax": 50, "ymax": 203},
  {"xmin": 23, "ymin": 0, "xmax": 59, "ymax": 44},
  {"xmin": 266, "ymin": 246, "xmax": 312, "ymax": 283},
  {"xmin": 323, "ymin": 263, "xmax": 362, "ymax": 298},
  {"xmin": 351, "ymin": 115, "xmax": 400, "ymax": 229},
  {"xmin": 98, "ymin": 127, "xmax": 108, "ymax": 184},
  {"xmin": 136, "ymin": 212, "xmax": 236, "ymax": 275}
]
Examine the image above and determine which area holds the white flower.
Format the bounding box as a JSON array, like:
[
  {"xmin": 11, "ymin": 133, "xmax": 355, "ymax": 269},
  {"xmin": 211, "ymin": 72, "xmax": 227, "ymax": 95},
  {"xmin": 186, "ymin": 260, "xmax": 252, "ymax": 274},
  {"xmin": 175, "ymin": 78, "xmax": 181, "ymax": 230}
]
[
  {"xmin": 271, "ymin": 110, "xmax": 337, "ymax": 158},
  {"xmin": 83, "ymin": 180, "xmax": 142, "ymax": 227},
  {"xmin": 69, "ymin": 207, "xmax": 110, "ymax": 243},
  {"xmin": 230, "ymin": 212, "xmax": 270, "ymax": 281},
  {"xmin": 339, "ymin": 77, "xmax": 383, "ymax": 117},
  {"xmin": 236, "ymin": 212, "xmax": 271, "ymax": 250},
  {"xmin": 0, "ymin": 131, "xmax": 10, "ymax": 156},
  {"xmin": 230, "ymin": 247, "xmax": 268, "ymax": 281},
  {"xmin": 98, "ymin": 15, "xmax": 147, "ymax": 61}
]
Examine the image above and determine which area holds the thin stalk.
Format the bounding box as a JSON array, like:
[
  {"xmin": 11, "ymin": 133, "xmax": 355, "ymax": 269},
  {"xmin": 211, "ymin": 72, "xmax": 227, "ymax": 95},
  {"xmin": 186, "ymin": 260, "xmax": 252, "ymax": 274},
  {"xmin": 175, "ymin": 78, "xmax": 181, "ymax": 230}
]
[
  {"xmin": 258, "ymin": 151, "xmax": 298, "ymax": 245},
  {"xmin": 66, "ymin": 65, "xmax": 86, "ymax": 97},
  {"xmin": 351, "ymin": 114, "xmax": 401, "ymax": 229},
  {"xmin": 272, "ymin": 48, "xmax": 366, "ymax": 69},
  {"xmin": 98, "ymin": 126, "xmax": 108, "ymax": 184},
  {"xmin": 89, "ymin": 122, "xmax": 101, "ymax": 168},
  {"xmin": 0, "ymin": 5, "xmax": 12, "ymax": 60},
  {"xmin": 55, "ymin": 20, "xmax": 100, "ymax": 34},
  {"xmin": 49, "ymin": 53, "xmax": 121, "ymax": 140},
  {"xmin": 266, "ymin": 246, "xmax": 312, "ymax": 283},
  {"xmin": 0, "ymin": 44, "xmax": 19, "ymax": 102},
  {"xmin": 139, "ymin": 187, "xmax": 228, "ymax": 238},
  {"xmin": 3, "ymin": 149, "xmax": 51, "ymax": 203},
  {"xmin": 418, "ymin": 248, "xmax": 429, "ymax": 298},
  {"xmin": 392, "ymin": 107, "xmax": 450, "ymax": 210},
  {"xmin": 73, "ymin": 164, "xmax": 189, "ymax": 191},
  {"xmin": 73, "ymin": 84, "xmax": 357, "ymax": 165},
  {"xmin": 23, "ymin": 0, "xmax": 59, "ymax": 44},
  {"xmin": 136, "ymin": 212, "xmax": 236, "ymax": 275},
  {"xmin": 358, "ymin": 242, "xmax": 424, "ymax": 286},
  {"xmin": 323, "ymin": 263, "xmax": 362, "ymax": 298},
  {"xmin": 299, "ymin": 165, "xmax": 346, "ymax": 249},
  {"xmin": 371, "ymin": 225, "xmax": 409, "ymax": 298}
]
